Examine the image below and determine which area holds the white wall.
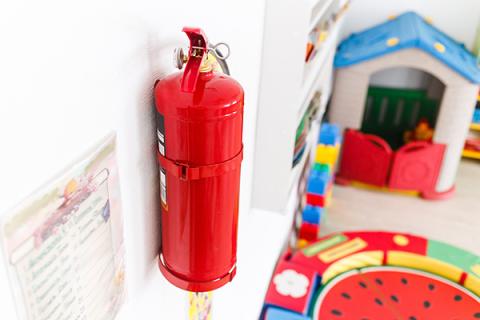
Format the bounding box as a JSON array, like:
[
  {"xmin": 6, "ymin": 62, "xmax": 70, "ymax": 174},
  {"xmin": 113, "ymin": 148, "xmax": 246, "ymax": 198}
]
[{"xmin": 0, "ymin": 0, "xmax": 265, "ymax": 319}]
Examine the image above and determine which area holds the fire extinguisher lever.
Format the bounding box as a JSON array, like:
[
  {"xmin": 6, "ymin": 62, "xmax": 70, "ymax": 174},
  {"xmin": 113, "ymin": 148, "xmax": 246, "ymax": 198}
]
[{"xmin": 181, "ymin": 27, "xmax": 208, "ymax": 93}]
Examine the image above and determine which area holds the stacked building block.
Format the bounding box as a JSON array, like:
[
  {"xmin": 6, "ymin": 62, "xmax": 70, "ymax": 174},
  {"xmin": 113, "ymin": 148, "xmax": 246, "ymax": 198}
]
[
  {"xmin": 473, "ymin": 108, "xmax": 480, "ymax": 124},
  {"xmin": 297, "ymin": 123, "xmax": 341, "ymax": 247}
]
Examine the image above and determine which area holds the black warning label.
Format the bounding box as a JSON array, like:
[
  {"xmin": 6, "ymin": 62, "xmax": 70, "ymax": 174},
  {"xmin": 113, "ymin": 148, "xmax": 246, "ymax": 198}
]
[{"xmin": 157, "ymin": 113, "xmax": 166, "ymax": 156}]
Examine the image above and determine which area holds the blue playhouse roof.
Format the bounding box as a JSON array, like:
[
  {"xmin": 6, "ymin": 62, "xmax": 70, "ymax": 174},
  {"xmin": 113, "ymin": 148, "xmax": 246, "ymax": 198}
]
[{"xmin": 334, "ymin": 11, "xmax": 480, "ymax": 83}]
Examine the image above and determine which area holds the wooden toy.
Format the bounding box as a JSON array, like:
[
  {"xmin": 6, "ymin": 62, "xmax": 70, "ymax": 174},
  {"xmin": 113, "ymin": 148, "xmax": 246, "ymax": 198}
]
[
  {"xmin": 263, "ymin": 231, "xmax": 480, "ymax": 319},
  {"xmin": 329, "ymin": 12, "xmax": 480, "ymax": 199}
]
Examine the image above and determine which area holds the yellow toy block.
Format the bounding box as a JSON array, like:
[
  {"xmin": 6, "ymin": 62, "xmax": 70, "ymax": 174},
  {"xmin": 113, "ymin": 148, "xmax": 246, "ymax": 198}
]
[{"xmin": 315, "ymin": 144, "xmax": 340, "ymax": 166}]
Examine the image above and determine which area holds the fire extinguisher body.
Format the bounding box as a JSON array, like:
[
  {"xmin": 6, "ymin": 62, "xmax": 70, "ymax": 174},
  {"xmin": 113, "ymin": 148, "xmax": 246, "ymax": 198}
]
[{"xmin": 155, "ymin": 68, "xmax": 244, "ymax": 292}]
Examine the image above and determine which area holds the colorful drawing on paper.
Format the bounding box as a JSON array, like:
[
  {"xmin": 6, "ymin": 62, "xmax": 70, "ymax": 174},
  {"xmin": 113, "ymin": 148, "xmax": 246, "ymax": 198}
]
[
  {"xmin": 0, "ymin": 134, "xmax": 125, "ymax": 320},
  {"xmin": 189, "ymin": 292, "xmax": 213, "ymax": 320}
]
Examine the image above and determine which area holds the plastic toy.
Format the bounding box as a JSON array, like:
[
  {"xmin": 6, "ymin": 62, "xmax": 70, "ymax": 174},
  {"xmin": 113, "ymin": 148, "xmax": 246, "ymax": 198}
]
[
  {"xmin": 314, "ymin": 144, "xmax": 339, "ymax": 167},
  {"xmin": 298, "ymin": 222, "xmax": 319, "ymax": 241},
  {"xmin": 264, "ymin": 307, "xmax": 310, "ymax": 320},
  {"xmin": 264, "ymin": 259, "xmax": 318, "ymax": 315},
  {"xmin": 329, "ymin": 12, "xmax": 480, "ymax": 199},
  {"xmin": 301, "ymin": 205, "xmax": 323, "ymax": 225},
  {"xmin": 403, "ymin": 118, "xmax": 434, "ymax": 143},
  {"xmin": 318, "ymin": 123, "xmax": 341, "ymax": 146},
  {"xmin": 262, "ymin": 231, "xmax": 480, "ymax": 320},
  {"xmin": 306, "ymin": 169, "xmax": 330, "ymax": 196},
  {"xmin": 295, "ymin": 123, "xmax": 342, "ymax": 245}
]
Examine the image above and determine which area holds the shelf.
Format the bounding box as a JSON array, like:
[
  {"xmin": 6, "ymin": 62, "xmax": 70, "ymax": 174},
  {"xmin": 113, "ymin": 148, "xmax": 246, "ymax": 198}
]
[
  {"xmin": 308, "ymin": 0, "xmax": 335, "ymax": 31},
  {"xmin": 470, "ymin": 123, "xmax": 480, "ymax": 131},
  {"xmin": 290, "ymin": 120, "xmax": 321, "ymax": 189},
  {"xmin": 252, "ymin": 0, "xmax": 348, "ymax": 212},
  {"xmin": 300, "ymin": 14, "xmax": 345, "ymax": 114},
  {"xmin": 462, "ymin": 149, "xmax": 480, "ymax": 160}
]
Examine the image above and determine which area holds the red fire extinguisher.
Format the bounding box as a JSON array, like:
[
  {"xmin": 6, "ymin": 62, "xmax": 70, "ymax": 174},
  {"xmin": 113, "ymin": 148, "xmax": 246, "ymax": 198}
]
[{"xmin": 154, "ymin": 27, "xmax": 244, "ymax": 292}]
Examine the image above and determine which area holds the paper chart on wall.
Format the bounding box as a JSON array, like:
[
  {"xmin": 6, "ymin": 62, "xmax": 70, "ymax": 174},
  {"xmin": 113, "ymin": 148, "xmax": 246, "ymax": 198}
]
[{"xmin": 0, "ymin": 134, "xmax": 125, "ymax": 320}]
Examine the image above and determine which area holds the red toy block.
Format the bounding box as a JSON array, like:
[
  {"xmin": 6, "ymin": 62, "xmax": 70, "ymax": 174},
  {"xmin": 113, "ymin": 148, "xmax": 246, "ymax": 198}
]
[
  {"xmin": 306, "ymin": 182, "xmax": 332, "ymax": 207},
  {"xmin": 298, "ymin": 222, "xmax": 319, "ymax": 241},
  {"xmin": 264, "ymin": 259, "xmax": 318, "ymax": 315}
]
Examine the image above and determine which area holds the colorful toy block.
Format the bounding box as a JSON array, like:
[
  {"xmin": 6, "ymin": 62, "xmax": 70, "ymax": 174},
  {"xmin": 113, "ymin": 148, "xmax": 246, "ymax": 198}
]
[
  {"xmin": 473, "ymin": 108, "xmax": 480, "ymax": 123},
  {"xmin": 306, "ymin": 169, "xmax": 330, "ymax": 196},
  {"xmin": 306, "ymin": 183, "xmax": 332, "ymax": 207},
  {"xmin": 264, "ymin": 307, "xmax": 311, "ymax": 320},
  {"xmin": 264, "ymin": 259, "xmax": 318, "ymax": 315},
  {"xmin": 299, "ymin": 222, "xmax": 319, "ymax": 241},
  {"xmin": 314, "ymin": 144, "xmax": 339, "ymax": 166},
  {"xmin": 301, "ymin": 205, "xmax": 323, "ymax": 224},
  {"xmin": 318, "ymin": 123, "xmax": 341, "ymax": 146},
  {"xmin": 313, "ymin": 163, "xmax": 330, "ymax": 174}
]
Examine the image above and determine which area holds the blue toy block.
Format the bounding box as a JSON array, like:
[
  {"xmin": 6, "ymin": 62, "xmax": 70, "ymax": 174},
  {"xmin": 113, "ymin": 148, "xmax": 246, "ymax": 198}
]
[
  {"xmin": 302, "ymin": 205, "xmax": 323, "ymax": 224},
  {"xmin": 473, "ymin": 109, "xmax": 480, "ymax": 123},
  {"xmin": 318, "ymin": 123, "xmax": 341, "ymax": 146},
  {"xmin": 307, "ymin": 169, "xmax": 331, "ymax": 195},
  {"xmin": 264, "ymin": 307, "xmax": 311, "ymax": 320}
]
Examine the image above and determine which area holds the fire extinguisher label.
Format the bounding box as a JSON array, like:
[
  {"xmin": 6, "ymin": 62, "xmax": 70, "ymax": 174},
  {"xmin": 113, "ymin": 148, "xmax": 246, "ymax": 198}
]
[
  {"xmin": 157, "ymin": 113, "xmax": 166, "ymax": 156},
  {"xmin": 160, "ymin": 168, "xmax": 167, "ymax": 207}
]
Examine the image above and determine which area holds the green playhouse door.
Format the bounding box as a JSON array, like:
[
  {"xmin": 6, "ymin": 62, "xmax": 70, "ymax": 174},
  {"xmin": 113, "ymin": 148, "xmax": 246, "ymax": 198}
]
[{"xmin": 361, "ymin": 87, "xmax": 440, "ymax": 150}]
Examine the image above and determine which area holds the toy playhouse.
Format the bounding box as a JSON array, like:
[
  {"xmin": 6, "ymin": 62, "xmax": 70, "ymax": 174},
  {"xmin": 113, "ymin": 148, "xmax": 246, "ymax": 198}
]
[{"xmin": 329, "ymin": 12, "xmax": 480, "ymax": 199}]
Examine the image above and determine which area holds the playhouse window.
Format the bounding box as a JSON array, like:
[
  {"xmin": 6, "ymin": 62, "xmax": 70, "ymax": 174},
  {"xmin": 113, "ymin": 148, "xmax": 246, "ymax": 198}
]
[{"xmin": 360, "ymin": 67, "xmax": 445, "ymax": 150}]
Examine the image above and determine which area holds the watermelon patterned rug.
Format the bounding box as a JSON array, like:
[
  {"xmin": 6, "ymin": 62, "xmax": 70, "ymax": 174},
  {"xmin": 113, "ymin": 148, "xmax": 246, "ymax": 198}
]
[{"xmin": 262, "ymin": 231, "xmax": 480, "ymax": 320}]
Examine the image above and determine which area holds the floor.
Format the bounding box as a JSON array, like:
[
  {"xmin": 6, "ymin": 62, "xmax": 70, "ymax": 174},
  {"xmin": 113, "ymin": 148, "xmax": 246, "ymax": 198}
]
[{"xmin": 323, "ymin": 159, "xmax": 480, "ymax": 255}]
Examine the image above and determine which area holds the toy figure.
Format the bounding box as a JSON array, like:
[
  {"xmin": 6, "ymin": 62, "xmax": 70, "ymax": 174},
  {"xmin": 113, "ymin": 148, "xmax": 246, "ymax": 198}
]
[{"xmin": 404, "ymin": 118, "xmax": 434, "ymax": 143}]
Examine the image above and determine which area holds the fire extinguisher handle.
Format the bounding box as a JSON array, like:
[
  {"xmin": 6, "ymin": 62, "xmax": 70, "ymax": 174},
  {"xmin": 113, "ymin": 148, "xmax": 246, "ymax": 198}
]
[{"xmin": 181, "ymin": 27, "xmax": 208, "ymax": 93}]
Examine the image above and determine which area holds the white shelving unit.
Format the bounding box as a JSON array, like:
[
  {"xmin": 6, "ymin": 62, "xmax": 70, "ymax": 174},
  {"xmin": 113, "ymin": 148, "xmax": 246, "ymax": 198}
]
[{"xmin": 252, "ymin": 0, "xmax": 348, "ymax": 212}]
